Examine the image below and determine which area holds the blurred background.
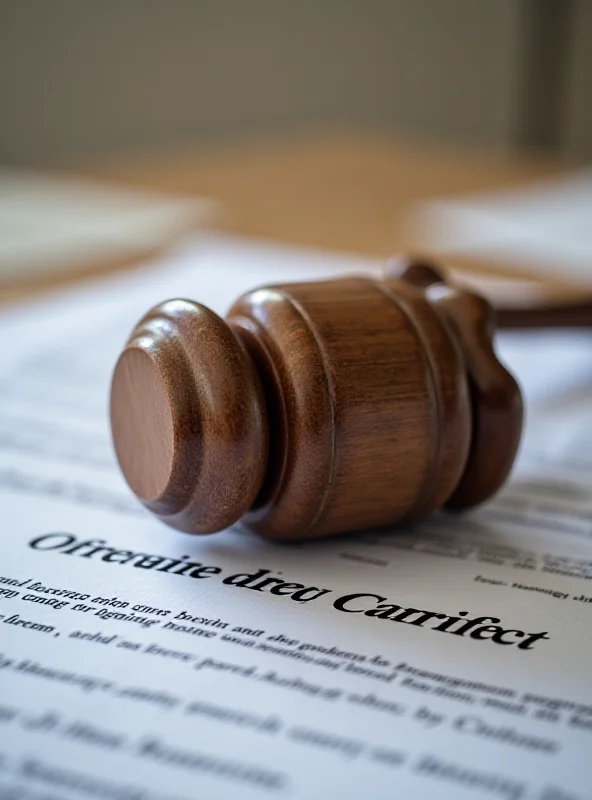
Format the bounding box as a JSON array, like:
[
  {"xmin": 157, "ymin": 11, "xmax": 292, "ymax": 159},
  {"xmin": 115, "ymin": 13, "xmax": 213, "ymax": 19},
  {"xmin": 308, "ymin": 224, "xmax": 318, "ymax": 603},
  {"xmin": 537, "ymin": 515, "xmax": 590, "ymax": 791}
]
[
  {"xmin": 1, "ymin": 0, "xmax": 592, "ymax": 304},
  {"xmin": 3, "ymin": 6, "xmax": 592, "ymax": 797},
  {"xmin": 1, "ymin": 0, "xmax": 591, "ymax": 165}
]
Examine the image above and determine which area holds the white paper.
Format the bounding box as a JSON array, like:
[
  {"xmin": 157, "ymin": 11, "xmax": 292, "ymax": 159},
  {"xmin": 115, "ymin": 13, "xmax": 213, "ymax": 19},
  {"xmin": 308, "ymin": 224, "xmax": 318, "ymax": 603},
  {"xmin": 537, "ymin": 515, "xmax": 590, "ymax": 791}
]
[
  {"xmin": 0, "ymin": 169, "xmax": 216, "ymax": 281},
  {"xmin": 1, "ymin": 235, "xmax": 592, "ymax": 800},
  {"xmin": 406, "ymin": 170, "xmax": 592, "ymax": 284}
]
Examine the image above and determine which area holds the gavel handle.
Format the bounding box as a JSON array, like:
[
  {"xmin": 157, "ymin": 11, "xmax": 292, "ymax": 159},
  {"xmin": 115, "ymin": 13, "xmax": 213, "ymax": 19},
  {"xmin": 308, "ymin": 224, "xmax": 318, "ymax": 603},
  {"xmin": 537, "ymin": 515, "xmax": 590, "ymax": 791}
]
[{"xmin": 496, "ymin": 300, "xmax": 592, "ymax": 330}]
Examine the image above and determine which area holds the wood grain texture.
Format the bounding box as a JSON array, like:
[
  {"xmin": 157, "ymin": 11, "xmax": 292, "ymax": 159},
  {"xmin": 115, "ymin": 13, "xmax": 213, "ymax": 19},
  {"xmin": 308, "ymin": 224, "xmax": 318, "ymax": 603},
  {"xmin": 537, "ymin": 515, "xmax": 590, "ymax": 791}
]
[
  {"xmin": 387, "ymin": 260, "xmax": 523, "ymax": 510},
  {"xmin": 110, "ymin": 299, "xmax": 268, "ymax": 534},
  {"xmin": 229, "ymin": 276, "xmax": 471, "ymax": 539},
  {"xmin": 436, "ymin": 288, "xmax": 522, "ymax": 510},
  {"xmin": 111, "ymin": 262, "xmax": 523, "ymax": 539}
]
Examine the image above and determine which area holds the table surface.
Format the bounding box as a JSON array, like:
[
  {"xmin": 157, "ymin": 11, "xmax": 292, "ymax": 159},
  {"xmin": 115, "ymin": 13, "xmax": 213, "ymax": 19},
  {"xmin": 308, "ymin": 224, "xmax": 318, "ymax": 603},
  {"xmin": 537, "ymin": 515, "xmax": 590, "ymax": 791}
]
[{"xmin": 0, "ymin": 132, "xmax": 576, "ymax": 304}]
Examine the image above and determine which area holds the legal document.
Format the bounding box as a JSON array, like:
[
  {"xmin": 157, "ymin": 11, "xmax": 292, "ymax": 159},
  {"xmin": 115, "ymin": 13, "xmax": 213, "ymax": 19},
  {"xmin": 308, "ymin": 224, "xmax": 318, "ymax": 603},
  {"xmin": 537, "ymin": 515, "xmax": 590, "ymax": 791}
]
[{"xmin": 1, "ymin": 235, "xmax": 592, "ymax": 800}]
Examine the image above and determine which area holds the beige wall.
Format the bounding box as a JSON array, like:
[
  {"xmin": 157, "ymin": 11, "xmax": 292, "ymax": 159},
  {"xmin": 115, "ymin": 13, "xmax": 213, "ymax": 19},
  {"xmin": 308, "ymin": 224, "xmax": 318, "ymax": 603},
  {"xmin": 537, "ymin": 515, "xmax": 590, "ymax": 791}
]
[
  {"xmin": 563, "ymin": 0, "xmax": 592, "ymax": 157},
  {"xmin": 0, "ymin": 0, "xmax": 588, "ymax": 166}
]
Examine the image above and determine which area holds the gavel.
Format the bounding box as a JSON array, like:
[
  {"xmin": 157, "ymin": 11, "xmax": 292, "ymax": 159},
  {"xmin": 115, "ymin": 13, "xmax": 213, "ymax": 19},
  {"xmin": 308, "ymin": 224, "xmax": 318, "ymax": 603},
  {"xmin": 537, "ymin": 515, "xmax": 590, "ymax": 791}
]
[{"xmin": 110, "ymin": 258, "xmax": 571, "ymax": 541}]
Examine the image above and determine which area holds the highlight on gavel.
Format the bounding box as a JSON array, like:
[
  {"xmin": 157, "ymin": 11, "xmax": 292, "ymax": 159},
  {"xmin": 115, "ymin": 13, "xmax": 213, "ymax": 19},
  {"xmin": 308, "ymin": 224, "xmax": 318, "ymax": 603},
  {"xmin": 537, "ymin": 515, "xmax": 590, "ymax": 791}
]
[{"xmin": 111, "ymin": 257, "xmax": 576, "ymax": 541}]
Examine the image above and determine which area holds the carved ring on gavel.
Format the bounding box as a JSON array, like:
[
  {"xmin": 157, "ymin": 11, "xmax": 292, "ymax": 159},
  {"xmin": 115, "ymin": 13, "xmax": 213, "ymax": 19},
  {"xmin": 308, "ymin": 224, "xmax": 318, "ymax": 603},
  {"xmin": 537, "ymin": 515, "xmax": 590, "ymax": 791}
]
[{"xmin": 110, "ymin": 260, "xmax": 523, "ymax": 540}]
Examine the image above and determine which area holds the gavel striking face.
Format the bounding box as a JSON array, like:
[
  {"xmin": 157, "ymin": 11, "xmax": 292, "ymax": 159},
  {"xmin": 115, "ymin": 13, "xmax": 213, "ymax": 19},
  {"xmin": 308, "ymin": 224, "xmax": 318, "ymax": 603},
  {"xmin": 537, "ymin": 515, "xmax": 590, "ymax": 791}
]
[{"xmin": 110, "ymin": 260, "xmax": 522, "ymax": 540}]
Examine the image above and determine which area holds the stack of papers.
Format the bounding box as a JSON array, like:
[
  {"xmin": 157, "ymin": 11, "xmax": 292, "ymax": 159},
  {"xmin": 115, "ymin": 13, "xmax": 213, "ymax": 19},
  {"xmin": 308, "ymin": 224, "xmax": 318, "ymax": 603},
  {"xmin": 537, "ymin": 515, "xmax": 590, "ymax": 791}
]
[
  {"xmin": 1, "ymin": 235, "xmax": 592, "ymax": 799},
  {"xmin": 0, "ymin": 169, "xmax": 215, "ymax": 283},
  {"xmin": 406, "ymin": 170, "xmax": 592, "ymax": 285}
]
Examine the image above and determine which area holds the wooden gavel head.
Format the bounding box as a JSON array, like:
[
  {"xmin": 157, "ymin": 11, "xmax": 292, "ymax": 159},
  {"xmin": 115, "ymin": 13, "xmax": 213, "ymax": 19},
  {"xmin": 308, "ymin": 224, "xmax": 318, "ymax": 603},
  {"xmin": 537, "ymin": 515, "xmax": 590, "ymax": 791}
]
[{"xmin": 110, "ymin": 260, "xmax": 522, "ymax": 540}]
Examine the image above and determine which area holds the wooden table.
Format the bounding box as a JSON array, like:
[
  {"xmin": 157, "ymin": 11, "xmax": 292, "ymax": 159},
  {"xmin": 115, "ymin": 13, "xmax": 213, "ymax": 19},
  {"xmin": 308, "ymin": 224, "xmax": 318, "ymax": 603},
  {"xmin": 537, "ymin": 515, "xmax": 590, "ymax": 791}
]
[{"xmin": 0, "ymin": 132, "xmax": 573, "ymax": 304}]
